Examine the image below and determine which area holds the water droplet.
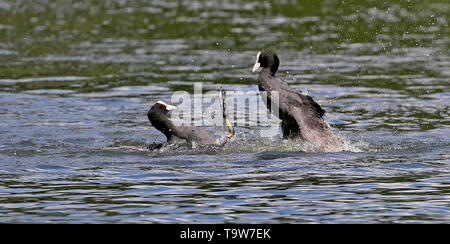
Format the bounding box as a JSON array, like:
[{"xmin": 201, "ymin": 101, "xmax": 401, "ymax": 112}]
[{"xmin": 302, "ymin": 88, "xmax": 308, "ymax": 95}]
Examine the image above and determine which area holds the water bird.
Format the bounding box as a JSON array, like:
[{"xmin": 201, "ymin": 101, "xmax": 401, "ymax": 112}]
[
  {"xmin": 147, "ymin": 99, "xmax": 234, "ymax": 150},
  {"xmin": 252, "ymin": 52, "xmax": 342, "ymax": 152}
]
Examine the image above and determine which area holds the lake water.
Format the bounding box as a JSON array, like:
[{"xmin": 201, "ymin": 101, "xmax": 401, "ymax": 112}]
[{"xmin": 0, "ymin": 0, "xmax": 449, "ymax": 223}]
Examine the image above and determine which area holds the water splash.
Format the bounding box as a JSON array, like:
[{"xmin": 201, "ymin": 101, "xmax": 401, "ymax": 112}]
[{"xmin": 140, "ymin": 130, "xmax": 374, "ymax": 155}]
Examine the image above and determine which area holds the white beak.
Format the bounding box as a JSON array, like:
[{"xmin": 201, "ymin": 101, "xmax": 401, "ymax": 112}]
[
  {"xmin": 252, "ymin": 52, "xmax": 261, "ymax": 72},
  {"xmin": 157, "ymin": 101, "xmax": 177, "ymax": 111},
  {"xmin": 165, "ymin": 104, "xmax": 177, "ymax": 111},
  {"xmin": 252, "ymin": 62, "xmax": 260, "ymax": 72}
]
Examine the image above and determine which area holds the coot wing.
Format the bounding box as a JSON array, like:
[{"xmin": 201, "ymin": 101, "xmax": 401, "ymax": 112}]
[
  {"xmin": 264, "ymin": 86, "xmax": 325, "ymax": 127},
  {"xmin": 173, "ymin": 125, "xmax": 216, "ymax": 144},
  {"xmin": 284, "ymin": 90, "xmax": 342, "ymax": 151}
]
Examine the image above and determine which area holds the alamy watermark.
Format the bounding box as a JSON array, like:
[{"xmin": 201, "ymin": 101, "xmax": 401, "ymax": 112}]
[{"xmin": 166, "ymin": 83, "xmax": 281, "ymax": 139}]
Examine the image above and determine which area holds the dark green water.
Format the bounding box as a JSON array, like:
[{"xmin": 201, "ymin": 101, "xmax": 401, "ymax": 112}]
[{"xmin": 0, "ymin": 0, "xmax": 449, "ymax": 223}]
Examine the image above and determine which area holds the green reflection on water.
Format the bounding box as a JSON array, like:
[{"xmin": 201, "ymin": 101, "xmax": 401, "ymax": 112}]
[{"xmin": 0, "ymin": 0, "xmax": 447, "ymax": 98}]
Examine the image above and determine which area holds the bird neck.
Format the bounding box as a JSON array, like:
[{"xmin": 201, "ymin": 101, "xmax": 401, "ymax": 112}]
[
  {"xmin": 149, "ymin": 113, "xmax": 178, "ymax": 138},
  {"xmin": 262, "ymin": 67, "xmax": 276, "ymax": 76}
]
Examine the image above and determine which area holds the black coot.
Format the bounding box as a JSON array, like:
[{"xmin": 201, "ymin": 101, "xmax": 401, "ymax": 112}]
[
  {"xmin": 252, "ymin": 52, "xmax": 342, "ymax": 152},
  {"xmin": 147, "ymin": 100, "xmax": 234, "ymax": 150}
]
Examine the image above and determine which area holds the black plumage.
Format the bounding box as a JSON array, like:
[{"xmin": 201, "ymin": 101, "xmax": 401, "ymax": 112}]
[
  {"xmin": 253, "ymin": 52, "xmax": 342, "ymax": 152},
  {"xmin": 147, "ymin": 100, "xmax": 234, "ymax": 150}
]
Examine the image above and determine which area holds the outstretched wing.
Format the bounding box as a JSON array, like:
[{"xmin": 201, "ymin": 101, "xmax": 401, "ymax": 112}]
[
  {"xmin": 281, "ymin": 89, "xmax": 325, "ymax": 117},
  {"xmin": 281, "ymin": 89, "xmax": 341, "ymax": 151},
  {"xmin": 263, "ymin": 85, "xmax": 326, "ymax": 130},
  {"xmin": 258, "ymin": 74, "xmax": 341, "ymax": 152}
]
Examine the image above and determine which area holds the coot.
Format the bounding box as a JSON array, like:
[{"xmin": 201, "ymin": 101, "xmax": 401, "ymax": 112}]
[
  {"xmin": 147, "ymin": 100, "xmax": 234, "ymax": 150},
  {"xmin": 252, "ymin": 52, "xmax": 342, "ymax": 152}
]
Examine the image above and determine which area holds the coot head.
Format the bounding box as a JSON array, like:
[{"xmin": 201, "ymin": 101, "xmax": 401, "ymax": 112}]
[
  {"xmin": 149, "ymin": 101, "xmax": 177, "ymax": 116},
  {"xmin": 148, "ymin": 101, "xmax": 178, "ymax": 139},
  {"xmin": 148, "ymin": 101, "xmax": 177, "ymax": 124},
  {"xmin": 252, "ymin": 52, "xmax": 280, "ymax": 75}
]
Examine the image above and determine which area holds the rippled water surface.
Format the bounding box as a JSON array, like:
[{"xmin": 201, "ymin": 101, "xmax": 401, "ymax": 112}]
[{"xmin": 0, "ymin": 0, "xmax": 449, "ymax": 223}]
